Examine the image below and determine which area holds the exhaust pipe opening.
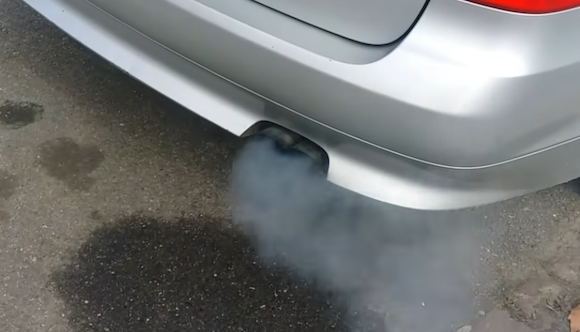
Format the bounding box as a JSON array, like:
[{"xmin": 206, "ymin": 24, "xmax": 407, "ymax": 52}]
[{"xmin": 245, "ymin": 123, "xmax": 330, "ymax": 175}]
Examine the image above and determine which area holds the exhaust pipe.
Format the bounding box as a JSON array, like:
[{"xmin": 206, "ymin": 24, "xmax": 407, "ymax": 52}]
[{"xmin": 252, "ymin": 124, "xmax": 329, "ymax": 175}]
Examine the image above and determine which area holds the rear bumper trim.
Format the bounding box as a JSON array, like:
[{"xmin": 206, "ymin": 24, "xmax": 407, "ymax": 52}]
[{"xmin": 23, "ymin": 0, "xmax": 580, "ymax": 210}]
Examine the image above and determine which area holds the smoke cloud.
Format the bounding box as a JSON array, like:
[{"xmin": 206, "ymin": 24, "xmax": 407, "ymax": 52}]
[{"xmin": 231, "ymin": 137, "xmax": 485, "ymax": 332}]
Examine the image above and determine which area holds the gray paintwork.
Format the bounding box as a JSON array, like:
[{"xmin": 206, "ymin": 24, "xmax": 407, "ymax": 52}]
[
  {"xmin": 21, "ymin": 0, "xmax": 580, "ymax": 209},
  {"xmin": 252, "ymin": 0, "xmax": 427, "ymax": 44}
]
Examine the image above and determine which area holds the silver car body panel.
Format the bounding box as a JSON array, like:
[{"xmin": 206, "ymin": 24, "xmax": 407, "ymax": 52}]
[
  {"xmin": 252, "ymin": 0, "xmax": 427, "ymax": 44},
  {"xmin": 22, "ymin": 0, "xmax": 580, "ymax": 210}
]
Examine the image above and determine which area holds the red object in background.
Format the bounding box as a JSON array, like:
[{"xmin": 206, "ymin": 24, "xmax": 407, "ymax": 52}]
[{"xmin": 465, "ymin": 0, "xmax": 580, "ymax": 13}]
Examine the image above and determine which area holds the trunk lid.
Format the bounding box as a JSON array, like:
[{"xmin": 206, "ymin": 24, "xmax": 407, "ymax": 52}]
[{"xmin": 252, "ymin": 0, "xmax": 427, "ymax": 45}]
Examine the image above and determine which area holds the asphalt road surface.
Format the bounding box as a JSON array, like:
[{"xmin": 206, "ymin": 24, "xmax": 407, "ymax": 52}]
[{"xmin": 3, "ymin": 1, "xmax": 580, "ymax": 332}]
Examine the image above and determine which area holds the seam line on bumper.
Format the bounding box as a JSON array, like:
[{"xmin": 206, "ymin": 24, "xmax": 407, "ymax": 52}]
[{"xmin": 25, "ymin": 0, "xmax": 580, "ymax": 171}]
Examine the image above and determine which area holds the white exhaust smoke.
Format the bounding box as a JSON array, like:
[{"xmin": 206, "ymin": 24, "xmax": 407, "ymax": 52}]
[{"xmin": 231, "ymin": 137, "xmax": 485, "ymax": 332}]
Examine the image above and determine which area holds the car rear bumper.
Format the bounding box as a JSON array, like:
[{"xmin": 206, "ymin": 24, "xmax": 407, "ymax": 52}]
[{"xmin": 23, "ymin": 0, "xmax": 580, "ymax": 210}]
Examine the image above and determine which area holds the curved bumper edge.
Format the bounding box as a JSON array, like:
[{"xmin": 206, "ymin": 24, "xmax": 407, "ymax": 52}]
[{"xmin": 23, "ymin": 0, "xmax": 580, "ymax": 210}]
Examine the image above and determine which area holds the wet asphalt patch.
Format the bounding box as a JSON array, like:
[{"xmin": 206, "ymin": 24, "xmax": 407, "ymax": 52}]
[
  {"xmin": 0, "ymin": 169, "xmax": 18, "ymax": 200},
  {"xmin": 50, "ymin": 215, "xmax": 379, "ymax": 332},
  {"xmin": 0, "ymin": 100, "xmax": 43, "ymax": 129},
  {"xmin": 38, "ymin": 137, "xmax": 105, "ymax": 190},
  {"xmin": 0, "ymin": 170, "xmax": 18, "ymax": 221}
]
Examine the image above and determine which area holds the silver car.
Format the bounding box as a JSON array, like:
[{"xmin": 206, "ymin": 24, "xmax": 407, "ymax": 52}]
[{"xmin": 23, "ymin": 0, "xmax": 580, "ymax": 210}]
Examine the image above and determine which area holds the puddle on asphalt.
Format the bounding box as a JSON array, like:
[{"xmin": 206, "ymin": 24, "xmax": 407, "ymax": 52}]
[{"xmin": 50, "ymin": 215, "xmax": 381, "ymax": 332}]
